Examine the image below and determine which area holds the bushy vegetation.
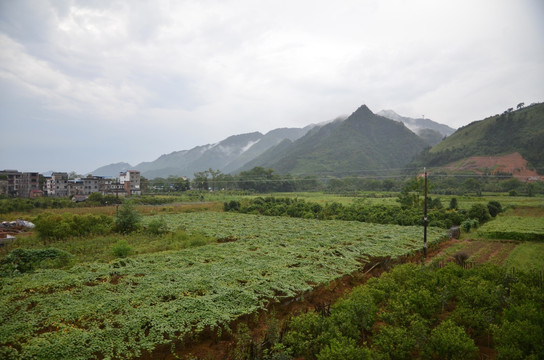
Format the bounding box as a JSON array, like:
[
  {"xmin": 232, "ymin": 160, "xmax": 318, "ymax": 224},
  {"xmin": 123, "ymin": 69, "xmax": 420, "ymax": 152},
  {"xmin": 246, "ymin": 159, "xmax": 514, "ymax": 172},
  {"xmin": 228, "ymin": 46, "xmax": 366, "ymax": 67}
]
[
  {"xmin": 226, "ymin": 196, "xmax": 475, "ymax": 229},
  {"xmin": 114, "ymin": 202, "xmax": 141, "ymax": 234},
  {"xmin": 33, "ymin": 212, "xmax": 113, "ymax": 240},
  {"xmin": 277, "ymin": 263, "xmax": 544, "ymax": 359},
  {"xmin": 0, "ymin": 197, "xmax": 77, "ymax": 214},
  {"xmin": 0, "ymin": 248, "xmax": 73, "ymax": 275}
]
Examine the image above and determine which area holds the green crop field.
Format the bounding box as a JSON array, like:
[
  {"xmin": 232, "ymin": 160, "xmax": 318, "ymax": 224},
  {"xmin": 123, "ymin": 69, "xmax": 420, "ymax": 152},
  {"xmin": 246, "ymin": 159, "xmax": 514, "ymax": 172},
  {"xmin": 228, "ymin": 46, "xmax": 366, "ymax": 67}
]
[
  {"xmin": 477, "ymin": 208, "xmax": 544, "ymax": 241},
  {"xmin": 0, "ymin": 212, "xmax": 446, "ymax": 359}
]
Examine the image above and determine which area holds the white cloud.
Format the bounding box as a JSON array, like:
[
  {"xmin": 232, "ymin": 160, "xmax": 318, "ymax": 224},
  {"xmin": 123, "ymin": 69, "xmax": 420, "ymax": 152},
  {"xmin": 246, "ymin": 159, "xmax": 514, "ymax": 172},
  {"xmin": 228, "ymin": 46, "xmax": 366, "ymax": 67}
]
[{"xmin": 1, "ymin": 0, "xmax": 543, "ymax": 173}]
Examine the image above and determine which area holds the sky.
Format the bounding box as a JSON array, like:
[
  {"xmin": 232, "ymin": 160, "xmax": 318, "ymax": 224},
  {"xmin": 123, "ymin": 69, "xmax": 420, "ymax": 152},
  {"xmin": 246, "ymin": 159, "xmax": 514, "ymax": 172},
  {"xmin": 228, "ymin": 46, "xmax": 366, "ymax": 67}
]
[{"xmin": 1, "ymin": 0, "xmax": 543, "ymax": 174}]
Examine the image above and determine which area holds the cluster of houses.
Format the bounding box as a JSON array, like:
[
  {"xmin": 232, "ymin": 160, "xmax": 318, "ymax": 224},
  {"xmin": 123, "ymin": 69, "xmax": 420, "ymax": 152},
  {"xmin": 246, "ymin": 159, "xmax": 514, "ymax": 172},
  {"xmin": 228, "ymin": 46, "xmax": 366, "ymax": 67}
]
[{"xmin": 0, "ymin": 170, "xmax": 142, "ymax": 199}]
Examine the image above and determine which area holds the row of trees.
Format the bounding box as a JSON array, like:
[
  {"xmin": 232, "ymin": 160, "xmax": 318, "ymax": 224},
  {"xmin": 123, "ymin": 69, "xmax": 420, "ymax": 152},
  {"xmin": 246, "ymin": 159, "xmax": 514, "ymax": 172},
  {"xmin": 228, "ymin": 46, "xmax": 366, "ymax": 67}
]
[
  {"xmin": 144, "ymin": 167, "xmax": 543, "ymax": 195},
  {"xmin": 147, "ymin": 167, "xmax": 320, "ymax": 193}
]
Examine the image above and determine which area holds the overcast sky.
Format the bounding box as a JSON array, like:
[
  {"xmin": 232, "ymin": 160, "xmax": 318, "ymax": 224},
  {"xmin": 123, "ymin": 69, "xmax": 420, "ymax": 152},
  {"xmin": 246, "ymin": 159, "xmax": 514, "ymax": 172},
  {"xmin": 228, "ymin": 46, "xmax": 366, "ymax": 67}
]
[{"xmin": 1, "ymin": 0, "xmax": 543, "ymax": 174}]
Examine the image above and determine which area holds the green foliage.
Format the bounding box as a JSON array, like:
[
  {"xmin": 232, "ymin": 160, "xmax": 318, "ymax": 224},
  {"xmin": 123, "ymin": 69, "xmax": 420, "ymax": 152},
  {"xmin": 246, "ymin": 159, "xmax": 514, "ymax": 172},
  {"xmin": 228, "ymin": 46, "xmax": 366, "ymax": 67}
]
[
  {"xmin": 421, "ymin": 319, "xmax": 478, "ymax": 360},
  {"xmin": 227, "ymin": 196, "xmax": 468, "ymax": 229},
  {"xmin": 145, "ymin": 216, "xmax": 168, "ymax": 235},
  {"xmin": 278, "ymin": 263, "xmax": 543, "ymax": 360},
  {"xmin": 34, "ymin": 212, "xmax": 113, "ymax": 240},
  {"xmin": 449, "ymin": 197, "xmax": 458, "ymax": 210},
  {"xmin": 468, "ymin": 203, "xmax": 491, "ymax": 223},
  {"xmin": 1, "ymin": 248, "xmax": 73, "ymax": 275},
  {"xmin": 461, "ymin": 219, "xmax": 479, "ymax": 233},
  {"xmin": 0, "ymin": 197, "xmax": 76, "ymax": 214},
  {"xmin": 492, "ymin": 302, "xmax": 544, "ymax": 360},
  {"xmin": 111, "ymin": 239, "xmax": 132, "ymax": 258},
  {"xmin": 0, "ymin": 212, "xmax": 446, "ymax": 360},
  {"xmin": 316, "ymin": 337, "xmax": 371, "ymax": 360},
  {"xmin": 397, "ymin": 177, "xmax": 425, "ymax": 209},
  {"xmin": 372, "ymin": 325, "xmax": 417, "ymax": 360},
  {"xmin": 224, "ymin": 200, "xmax": 241, "ymax": 211},
  {"xmin": 478, "ymin": 215, "xmax": 544, "ymax": 241},
  {"xmin": 114, "ymin": 202, "xmax": 141, "ymax": 234},
  {"xmin": 487, "ymin": 200, "xmax": 503, "ymax": 217}
]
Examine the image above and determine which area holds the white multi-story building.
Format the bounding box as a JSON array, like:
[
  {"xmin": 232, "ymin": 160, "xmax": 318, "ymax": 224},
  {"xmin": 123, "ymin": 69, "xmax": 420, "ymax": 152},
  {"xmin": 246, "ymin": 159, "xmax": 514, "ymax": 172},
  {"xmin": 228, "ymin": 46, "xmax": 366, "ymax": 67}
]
[{"xmin": 119, "ymin": 170, "xmax": 141, "ymax": 196}]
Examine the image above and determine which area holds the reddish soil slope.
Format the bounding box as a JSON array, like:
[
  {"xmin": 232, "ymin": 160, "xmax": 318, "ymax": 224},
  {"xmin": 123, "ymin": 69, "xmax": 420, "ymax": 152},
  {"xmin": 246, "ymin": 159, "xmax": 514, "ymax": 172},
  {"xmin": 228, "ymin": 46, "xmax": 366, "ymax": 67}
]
[{"xmin": 445, "ymin": 152, "xmax": 541, "ymax": 181}]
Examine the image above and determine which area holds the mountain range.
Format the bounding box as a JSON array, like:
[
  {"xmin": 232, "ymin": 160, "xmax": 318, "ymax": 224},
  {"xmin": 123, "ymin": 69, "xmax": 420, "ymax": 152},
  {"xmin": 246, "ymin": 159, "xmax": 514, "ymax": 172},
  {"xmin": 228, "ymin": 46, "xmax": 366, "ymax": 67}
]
[{"xmin": 92, "ymin": 106, "xmax": 454, "ymax": 178}]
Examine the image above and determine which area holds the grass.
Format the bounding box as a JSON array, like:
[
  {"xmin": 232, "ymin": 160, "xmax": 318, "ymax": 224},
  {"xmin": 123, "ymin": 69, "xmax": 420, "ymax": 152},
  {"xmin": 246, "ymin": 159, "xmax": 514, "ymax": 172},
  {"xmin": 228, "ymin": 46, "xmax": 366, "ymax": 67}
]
[{"xmin": 503, "ymin": 242, "xmax": 544, "ymax": 272}]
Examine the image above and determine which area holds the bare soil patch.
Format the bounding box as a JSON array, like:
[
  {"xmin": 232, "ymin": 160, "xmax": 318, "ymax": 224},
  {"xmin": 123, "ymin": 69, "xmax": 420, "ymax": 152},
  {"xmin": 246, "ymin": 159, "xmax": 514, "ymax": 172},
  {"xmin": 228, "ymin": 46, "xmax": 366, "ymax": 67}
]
[{"xmin": 445, "ymin": 152, "xmax": 540, "ymax": 180}]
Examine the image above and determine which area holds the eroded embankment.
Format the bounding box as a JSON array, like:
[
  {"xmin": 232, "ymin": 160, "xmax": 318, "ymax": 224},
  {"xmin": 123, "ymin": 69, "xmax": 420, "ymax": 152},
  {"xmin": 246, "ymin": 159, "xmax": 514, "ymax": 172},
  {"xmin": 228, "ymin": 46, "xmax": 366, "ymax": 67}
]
[{"xmin": 138, "ymin": 237, "xmax": 456, "ymax": 360}]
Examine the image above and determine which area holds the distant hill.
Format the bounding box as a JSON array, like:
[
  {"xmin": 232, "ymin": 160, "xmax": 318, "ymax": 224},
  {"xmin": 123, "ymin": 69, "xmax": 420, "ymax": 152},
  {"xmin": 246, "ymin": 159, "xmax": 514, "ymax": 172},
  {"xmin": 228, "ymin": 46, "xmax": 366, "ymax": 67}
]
[
  {"xmin": 412, "ymin": 102, "xmax": 544, "ymax": 174},
  {"xmin": 377, "ymin": 110, "xmax": 456, "ymax": 138},
  {"xmin": 91, "ymin": 162, "xmax": 133, "ymax": 177},
  {"xmin": 119, "ymin": 127, "xmax": 313, "ymax": 178},
  {"xmin": 242, "ymin": 105, "xmax": 428, "ymax": 176}
]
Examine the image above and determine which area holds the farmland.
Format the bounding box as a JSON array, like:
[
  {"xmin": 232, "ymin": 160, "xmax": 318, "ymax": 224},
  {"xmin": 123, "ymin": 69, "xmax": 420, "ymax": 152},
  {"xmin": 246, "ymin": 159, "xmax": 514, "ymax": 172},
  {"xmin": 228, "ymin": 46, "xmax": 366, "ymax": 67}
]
[
  {"xmin": 1, "ymin": 191, "xmax": 543, "ymax": 359},
  {"xmin": 1, "ymin": 211, "xmax": 445, "ymax": 359}
]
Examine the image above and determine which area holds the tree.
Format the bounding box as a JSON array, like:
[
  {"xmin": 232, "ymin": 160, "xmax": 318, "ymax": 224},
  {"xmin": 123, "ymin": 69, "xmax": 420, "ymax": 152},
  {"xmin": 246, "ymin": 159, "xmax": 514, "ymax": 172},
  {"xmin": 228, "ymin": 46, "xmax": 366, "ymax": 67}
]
[
  {"xmin": 468, "ymin": 203, "xmax": 491, "ymax": 223},
  {"xmin": 487, "ymin": 201, "xmax": 502, "ymax": 217},
  {"xmin": 237, "ymin": 167, "xmax": 276, "ymax": 193},
  {"xmin": 192, "ymin": 171, "xmax": 209, "ymax": 191},
  {"xmin": 397, "ymin": 177, "xmax": 425, "ymax": 209},
  {"xmin": 463, "ymin": 178, "xmax": 481, "ymax": 195},
  {"xmin": 382, "ymin": 179, "xmax": 395, "ymax": 191},
  {"xmin": 140, "ymin": 176, "xmax": 149, "ymax": 192},
  {"xmin": 114, "ymin": 202, "xmax": 141, "ymax": 234},
  {"xmin": 68, "ymin": 171, "xmax": 82, "ymax": 180},
  {"xmin": 207, "ymin": 168, "xmax": 222, "ymax": 191},
  {"xmin": 516, "ymin": 102, "xmax": 525, "ymax": 110},
  {"xmin": 448, "ymin": 197, "xmax": 458, "ymax": 210},
  {"xmin": 167, "ymin": 176, "xmax": 190, "ymax": 191}
]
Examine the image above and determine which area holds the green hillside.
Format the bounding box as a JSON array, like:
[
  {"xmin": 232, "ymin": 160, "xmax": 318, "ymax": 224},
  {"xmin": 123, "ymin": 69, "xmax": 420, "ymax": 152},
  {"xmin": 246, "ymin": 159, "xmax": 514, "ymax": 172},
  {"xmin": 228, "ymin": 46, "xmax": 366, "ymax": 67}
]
[
  {"xmin": 414, "ymin": 103, "xmax": 544, "ymax": 173},
  {"xmin": 254, "ymin": 105, "xmax": 427, "ymax": 176}
]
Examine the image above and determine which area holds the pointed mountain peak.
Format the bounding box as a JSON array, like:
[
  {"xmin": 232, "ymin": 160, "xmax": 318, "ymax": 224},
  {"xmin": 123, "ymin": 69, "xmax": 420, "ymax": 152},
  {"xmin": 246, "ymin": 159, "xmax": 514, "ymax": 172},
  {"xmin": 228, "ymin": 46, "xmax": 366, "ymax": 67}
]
[{"xmin": 352, "ymin": 104, "xmax": 374, "ymax": 117}]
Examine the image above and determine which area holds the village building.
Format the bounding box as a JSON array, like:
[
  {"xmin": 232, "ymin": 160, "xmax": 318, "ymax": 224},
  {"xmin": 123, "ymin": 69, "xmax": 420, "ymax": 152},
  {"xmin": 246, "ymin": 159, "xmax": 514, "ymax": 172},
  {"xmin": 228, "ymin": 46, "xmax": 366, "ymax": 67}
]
[
  {"xmin": 2, "ymin": 169, "xmax": 142, "ymax": 198},
  {"xmin": 20, "ymin": 172, "xmax": 41, "ymax": 198},
  {"xmin": 119, "ymin": 170, "xmax": 141, "ymax": 196},
  {"xmin": 0, "ymin": 170, "xmax": 22, "ymax": 197},
  {"xmin": 44, "ymin": 172, "xmax": 69, "ymax": 197}
]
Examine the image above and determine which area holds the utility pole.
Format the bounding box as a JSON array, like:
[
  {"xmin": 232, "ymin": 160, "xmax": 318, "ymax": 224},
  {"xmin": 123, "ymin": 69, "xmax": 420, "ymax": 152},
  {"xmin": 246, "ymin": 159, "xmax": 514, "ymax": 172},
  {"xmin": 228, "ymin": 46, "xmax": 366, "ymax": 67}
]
[{"xmin": 423, "ymin": 167, "xmax": 428, "ymax": 258}]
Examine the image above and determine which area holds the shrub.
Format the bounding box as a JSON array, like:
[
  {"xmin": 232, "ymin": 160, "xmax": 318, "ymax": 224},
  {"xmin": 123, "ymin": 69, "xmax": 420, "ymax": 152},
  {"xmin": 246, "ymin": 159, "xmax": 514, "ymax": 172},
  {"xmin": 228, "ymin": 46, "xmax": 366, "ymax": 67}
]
[
  {"xmin": 224, "ymin": 200, "xmax": 241, "ymax": 212},
  {"xmin": 421, "ymin": 319, "xmax": 478, "ymax": 360},
  {"xmin": 461, "ymin": 220, "xmax": 473, "ymax": 233},
  {"xmin": 114, "ymin": 202, "xmax": 141, "ymax": 234},
  {"xmin": 487, "ymin": 201, "xmax": 503, "ymax": 217},
  {"xmin": 448, "ymin": 197, "xmax": 458, "ymax": 210},
  {"xmin": 34, "ymin": 213, "xmax": 113, "ymax": 240},
  {"xmin": 316, "ymin": 336, "xmax": 371, "ymax": 360},
  {"xmin": 146, "ymin": 216, "xmax": 168, "ymax": 235},
  {"xmin": 373, "ymin": 325, "xmax": 416, "ymax": 360},
  {"xmin": 111, "ymin": 239, "xmax": 132, "ymax": 258},
  {"xmin": 468, "ymin": 204, "xmax": 491, "ymax": 224},
  {"xmin": 1, "ymin": 248, "xmax": 73, "ymax": 275}
]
